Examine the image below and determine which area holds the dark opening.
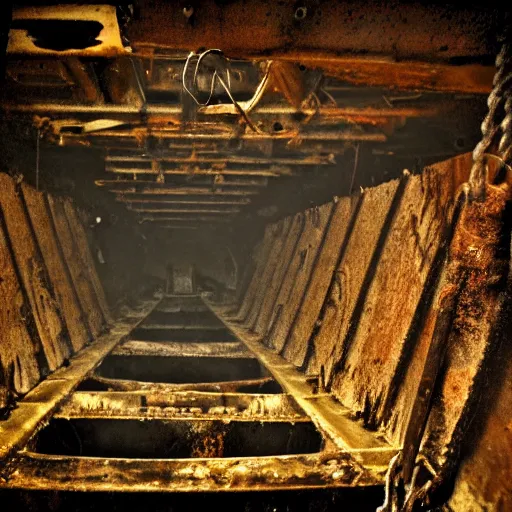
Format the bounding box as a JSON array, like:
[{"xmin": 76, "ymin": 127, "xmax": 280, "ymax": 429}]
[
  {"xmin": 95, "ymin": 355, "xmax": 267, "ymax": 383},
  {"xmin": 34, "ymin": 417, "xmax": 323, "ymax": 458}
]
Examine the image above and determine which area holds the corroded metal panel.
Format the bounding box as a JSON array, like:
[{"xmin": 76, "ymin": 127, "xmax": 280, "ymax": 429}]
[
  {"xmin": 282, "ymin": 197, "xmax": 354, "ymax": 368},
  {"xmin": 448, "ymin": 342, "xmax": 512, "ymax": 512},
  {"xmin": 331, "ymin": 156, "xmax": 470, "ymax": 429},
  {"xmin": 419, "ymin": 179, "xmax": 511, "ymax": 485},
  {"xmin": 253, "ymin": 213, "xmax": 305, "ymax": 336},
  {"xmin": 270, "ymin": 203, "xmax": 334, "ymax": 353},
  {"xmin": 21, "ymin": 185, "xmax": 90, "ymax": 353},
  {"xmin": 62, "ymin": 200, "xmax": 112, "ymax": 324},
  {"xmin": 47, "ymin": 196, "xmax": 104, "ymax": 337},
  {"xmin": 245, "ymin": 217, "xmax": 292, "ymax": 329},
  {"xmin": 0, "ymin": 174, "xmax": 70, "ymax": 371},
  {"xmin": 307, "ymin": 179, "xmax": 400, "ymax": 380},
  {"xmin": 383, "ymin": 154, "xmax": 476, "ymax": 445},
  {"xmin": 234, "ymin": 223, "xmax": 275, "ymax": 321},
  {"xmin": 128, "ymin": 1, "xmax": 496, "ymax": 62},
  {"xmin": 0, "ymin": 220, "xmax": 41, "ymax": 395}
]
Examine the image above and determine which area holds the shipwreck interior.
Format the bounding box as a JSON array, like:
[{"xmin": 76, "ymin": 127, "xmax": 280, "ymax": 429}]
[{"xmin": 0, "ymin": 2, "xmax": 511, "ymax": 511}]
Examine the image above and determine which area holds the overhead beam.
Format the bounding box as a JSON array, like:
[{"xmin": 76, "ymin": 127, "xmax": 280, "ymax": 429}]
[
  {"xmin": 127, "ymin": 1, "xmax": 497, "ymax": 62},
  {"xmin": 108, "ymin": 186, "xmax": 260, "ymax": 196},
  {"xmin": 139, "ymin": 215, "xmax": 232, "ymax": 223},
  {"xmin": 69, "ymin": 130, "xmax": 386, "ymax": 142},
  {"xmin": 116, "ymin": 196, "xmax": 251, "ymax": 205},
  {"xmin": 1, "ymin": 103, "xmax": 444, "ymax": 119},
  {"xmin": 95, "ymin": 178, "xmax": 268, "ymax": 188},
  {"xmin": 106, "ymin": 154, "xmax": 334, "ymax": 166},
  {"xmin": 106, "ymin": 166, "xmax": 293, "ymax": 177},
  {"xmin": 127, "ymin": 208, "xmax": 241, "ymax": 214},
  {"xmin": 297, "ymin": 57, "xmax": 495, "ymax": 95}
]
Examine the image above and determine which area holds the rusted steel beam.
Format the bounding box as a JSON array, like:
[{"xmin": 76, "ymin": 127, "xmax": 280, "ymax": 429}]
[
  {"xmin": 3, "ymin": 451, "xmax": 378, "ymax": 492},
  {"xmin": 116, "ymin": 196, "xmax": 251, "ymax": 205},
  {"xmin": 198, "ymin": 104, "xmax": 444, "ymax": 123},
  {"xmin": 1, "ymin": 103, "xmax": 442, "ymax": 118},
  {"xmin": 208, "ymin": 301, "xmax": 397, "ymax": 467},
  {"xmin": 106, "ymin": 166, "xmax": 293, "ymax": 177},
  {"xmin": 0, "ymin": 301, "xmax": 158, "ymax": 462},
  {"xmin": 58, "ymin": 390, "xmax": 304, "ymax": 419},
  {"xmin": 96, "ymin": 177, "xmax": 268, "ymax": 188},
  {"xmin": 139, "ymin": 215, "xmax": 232, "ymax": 223},
  {"xmin": 282, "ymin": 57, "xmax": 495, "ymax": 94},
  {"xmin": 112, "ymin": 340, "xmax": 251, "ymax": 358},
  {"xmin": 106, "ymin": 154, "xmax": 333, "ymax": 166},
  {"xmin": 127, "ymin": 1, "xmax": 497, "ymax": 61},
  {"xmin": 62, "ymin": 58, "xmax": 104, "ymax": 104},
  {"xmin": 1, "ymin": 103, "xmax": 181, "ymax": 116},
  {"xmin": 128, "ymin": 207, "xmax": 241, "ymax": 214},
  {"xmin": 108, "ymin": 186, "xmax": 260, "ymax": 196},
  {"xmin": 73, "ymin": 129, "xmax": 386, "ymax": 142}
]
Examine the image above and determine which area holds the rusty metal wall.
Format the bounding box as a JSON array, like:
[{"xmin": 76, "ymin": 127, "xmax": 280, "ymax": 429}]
[
  {"xmin": 232, "ymin": 152, "xmax": 511, "ymax": 501},
  {"xmin": 0, "ymin": 174, "xmax": 110, "ymax": 411}
]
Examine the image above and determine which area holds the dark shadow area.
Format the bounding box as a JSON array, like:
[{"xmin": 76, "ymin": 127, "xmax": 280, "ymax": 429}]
[
  {"xmin": 140, "ymin": 310, "xmax": 225, "ymax": 328},
  {"xmin": 129, "ymin": 327, "xmax": 237, "ymax": 342},
  {"xmin": 95, "ymin": 355, "xmax": 267, "ymax": 383},
  {"xmin": 1, "ymin": 487, "xmax": 385, "ymax": 512},
  {"xmin": 34, "ymin": 417, "xmax": 322, "ymax": 458},
  {"xmin": 11, "ymin": 20, "xmax": 103, "ymax": 51}
]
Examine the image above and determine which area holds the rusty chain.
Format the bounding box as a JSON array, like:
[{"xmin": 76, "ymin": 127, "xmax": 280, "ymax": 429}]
[{"xmin": 469, "ymin": 41, "xmax": 512, "ymax": 200}]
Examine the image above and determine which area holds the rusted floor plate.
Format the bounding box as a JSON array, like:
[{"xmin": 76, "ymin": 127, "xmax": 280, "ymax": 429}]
[{"xmin": 1, "ymin": 294, "xmax": 391, "ymax": 494}]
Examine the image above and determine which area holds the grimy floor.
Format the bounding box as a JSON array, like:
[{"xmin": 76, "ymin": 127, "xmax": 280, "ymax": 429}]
[{"xmin": 1, "ymin": 294, "xmax": 385, "ymax": 511}]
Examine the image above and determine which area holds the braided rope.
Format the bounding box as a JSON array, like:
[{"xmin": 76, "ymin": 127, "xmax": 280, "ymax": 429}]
[{"xmin": 469, "ymin": 43, "xmax": 512, "ymax": 200}]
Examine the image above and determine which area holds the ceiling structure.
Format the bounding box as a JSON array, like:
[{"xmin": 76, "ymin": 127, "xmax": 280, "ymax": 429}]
[{"xmin": 1, "ymin": 1, "xmax": 502, "ymax": 229}]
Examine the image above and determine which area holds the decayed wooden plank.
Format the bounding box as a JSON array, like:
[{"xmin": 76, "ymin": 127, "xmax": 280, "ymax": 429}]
[
  {"xmin": 282, "ymin": 197, "xmax": 355, "ymax": 368},
  {"xmin": 245, "ymin": 217, "xmax": 292, "ymax": 329},
  {"xmin": 0, "ymin": 219, "xmax": 41, "ymax": 395},
  {"xmin": 21, "ymin": 185, "xmax": 90, "ymax": 353},
  {"xmin": 253, "ymin": 212, "xmax": 305, "ymax": 337},
  {"xmin": 63, "ymin": 199, "xmax": 112, "ymax": 324},
  {"xmin": 0, "ymin": 174, "xmax": 70, "ymax": 371},
  {"xmin": 234, "ymin": 223, "xmax": 277, "ymax": 321},
  {"xmin": 270, "ymin": 203, "xmax": 334, "ymax": 354},
  {"xmin": 331, "ymin": 156, "xmax": 469, "ymax": 429},
  {"xmin": 416, "ymin": 177, "xmax": 511, "ymax": 484},
  {"xmin": 47, "ymin": 196, "xmax": 104, "ymax": 338},
  {"xmin": 307, "ymin": 179, "xmax": 400, "ymax": 380},
  {"xmin": 383, "ymin": 154, "xmax": 476, "ymax": 445}
]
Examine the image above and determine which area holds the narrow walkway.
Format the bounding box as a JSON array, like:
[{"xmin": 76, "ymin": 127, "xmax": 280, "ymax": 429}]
[{"xmin": 1, "ymin": 294, "xmax": 390, "ymax": 510}]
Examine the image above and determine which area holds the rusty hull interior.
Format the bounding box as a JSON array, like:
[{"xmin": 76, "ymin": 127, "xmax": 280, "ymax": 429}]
[{"xmin": 0, "ymin": 2, "xmax": 511, "ymax": 511}]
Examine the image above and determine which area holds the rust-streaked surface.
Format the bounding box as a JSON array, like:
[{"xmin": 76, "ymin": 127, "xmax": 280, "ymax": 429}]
[
  {"xmin": 245, "ymin": 218, "xmax": 292, "ymax": 328},
  {"xmin": 4, "ymin": 451, "xmax": 378, "ymax": 493},
  {"xmin": 383, "ymin": 154, "xmax": 478, "ymax": 446},
  {"xmin": 283, "ymin": 197, "xmax": 355, "ymax": 368},
  {"xmin": 308, "ymin": 179, "xmax": 400, "ymax": 380},
  {"xmin": 271, "ymin": 203, "xmax": 333, "ymax": 353},
  {"xmin": 420, "ymin": 179, "xmax": 512, "ymax": 483},
  {"xmin": 0, "ymin": 174, "xmax": 69, "ymax": 371},
  {"xmin": 62, "ymin": 199, "xmax": 112, "ymax": 324},
  {"xmin": 253, "ymin": 213, "xmax": 305, "ymax": 336},
  {"xmin": 231, "ymin": 223, "xmax": 276, "ymax": 321},
  {"xmin": 0, "ymin": 219, "xmax": 41, "ymax": 396},
  {"xmin": 21, "ymin": 185, "xmax": 90, "ymax": 353},
  {"xmin": 47, "ymin": 196, "xmax": 104, "ymax": 337},
  {"xmin": 128, "ymin": 1, "xmax": 497, "ymax": 61},
  {"xmin": 331, "ymin": 156, "xmax": 469, "ymax": 429}
]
